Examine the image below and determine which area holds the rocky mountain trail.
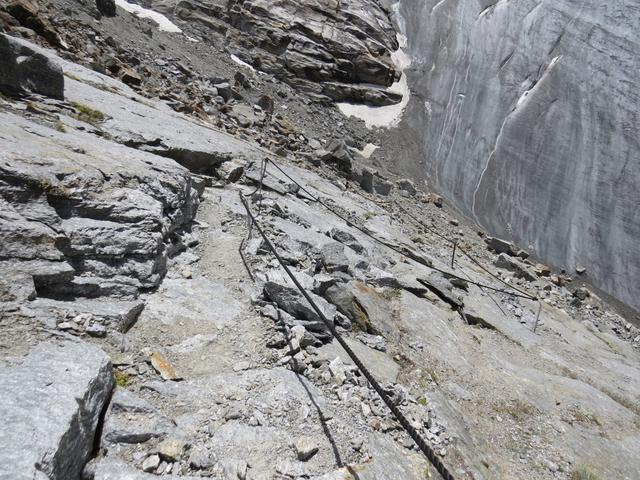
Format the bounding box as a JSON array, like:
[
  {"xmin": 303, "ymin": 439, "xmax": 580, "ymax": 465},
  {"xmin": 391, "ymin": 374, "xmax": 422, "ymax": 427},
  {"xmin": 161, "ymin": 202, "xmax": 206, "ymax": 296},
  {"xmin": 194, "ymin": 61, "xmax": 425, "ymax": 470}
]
[{"xmin": 1, "ymin": 2, "xmax": 640, "ymax": 480}]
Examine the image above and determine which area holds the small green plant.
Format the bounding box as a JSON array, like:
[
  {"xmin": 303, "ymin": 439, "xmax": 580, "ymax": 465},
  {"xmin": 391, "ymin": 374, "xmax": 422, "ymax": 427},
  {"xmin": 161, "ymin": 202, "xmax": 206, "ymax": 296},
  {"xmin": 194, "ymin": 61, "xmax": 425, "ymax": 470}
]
[
  {"xmin": 382, "ymin": 288, "xmax": 402, "ymax": 300},
  {"xmin": 0, "ymin": 90, "xmax": 15, "ymax": 102},
  {"xmin": 422, "ymin": 467, "xmax": 432, "ymax": 479},
  {"xmin": 364, "ymin": 211, "xmax": 376, "ymax": 220},
  {"xmin": 114, "ymin": 369, "xmax": 130, "ymax": 387},
  {"xmin": 427, "ymin": 368, "xmax": 439, "ymax": 385},
  {"xmin": 573, "ymin": 409, "xmax": 602, "ymax": 426},
  {"xmin": 64, "ymin": 72, "xmax": 82, "ymax": 81},
  {"xmin": 54, "ymin": 121, "xmax": 66, "ymax": 133},
  {"xmin": 70, "ymin": 101, "xmax": 105, "ymax": 123},
  {"xmin": 570, "ymin": 465, "xmax": 601, "ymax": 480},
  {"xmin": 498, "ymin": 399, "xmax": 537, "ymax": 421},
  {"xmin": 417, "ymin": 397, "xmax": 428, "ymax": 407}
]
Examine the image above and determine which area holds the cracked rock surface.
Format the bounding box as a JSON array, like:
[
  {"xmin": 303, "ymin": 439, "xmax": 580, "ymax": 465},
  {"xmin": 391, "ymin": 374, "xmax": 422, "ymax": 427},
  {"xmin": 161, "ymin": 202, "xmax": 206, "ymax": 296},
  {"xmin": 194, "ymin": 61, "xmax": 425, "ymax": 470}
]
[{"xmin": 0, "ymin": 2, "xmax": 639, "ymax": 480}]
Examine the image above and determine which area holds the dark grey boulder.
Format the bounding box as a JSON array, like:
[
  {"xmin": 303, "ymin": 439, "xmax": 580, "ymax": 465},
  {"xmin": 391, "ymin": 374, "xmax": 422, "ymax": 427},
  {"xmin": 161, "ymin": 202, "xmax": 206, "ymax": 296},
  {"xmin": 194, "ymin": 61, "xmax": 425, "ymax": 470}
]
[
  {"xmin": 263, "ymin": 281, "xmax": 336, "ymax": 327},
  {"xmin": 96, "ymin": 0, "xmax": 116, "ymax": 17},
  {"xmin": 327, "ymin": 227, "xmax": 365, "ymax": 254},
  {"xmin": 0, "ymin": 33, "xmax": 64, "ymax": 99},
  {"xmin": 397, "ymin": 178, "xmax": 417, "ymax": 196}
]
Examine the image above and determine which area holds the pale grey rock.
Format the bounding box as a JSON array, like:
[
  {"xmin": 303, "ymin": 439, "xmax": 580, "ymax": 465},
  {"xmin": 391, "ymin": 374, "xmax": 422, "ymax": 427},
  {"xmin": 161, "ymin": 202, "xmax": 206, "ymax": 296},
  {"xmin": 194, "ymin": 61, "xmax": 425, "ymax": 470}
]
[
  {"xmin": 157, "ymin": 438, "xmax": 186, "ymax": 461},
  {"xmin": 30, "ymin": 298, "xmax": 144, "ymax": 332},
  {"xmin": 293, "ymin": 437, "xmax": 319, "ymax": 461},
  {"xmin": 110, "ymin": 388, "xmax": 156, "ymax": 414},
  {"xmin": 102, "ymin": 406, "xmax": 175, "ymax": 445},
  {"xmin": 141, "ymin": 455, "xmax": 160, "ymax": 473},
  {"xmin": 0, "ymin": 341, "xmax": 113, "ymax": 480},
  {"xmin": 0, "ymin": 33, "xmax": 64, "ymax": 99},
  {"xmin": 102, "ymin": 388, "xmax": 175, "ymax": 447},
  {"xmin": 0, "ymin": 268, "xmax": 36, "ymax": 303},
  {"xmin": 94, "ymin": 458, "xmax": 201, "ymax": 480},
  {"xmin": 484, "ymin": 237, "xmax": 518, "ymax": 257},
  {"xmin": 314, "ymin": 337, "xmax": 400, "ymax": 385},
  {"xmin": 0, "ymin": 109, "xmax": 200, "ymax": 298},
  {"xmin": 188, "ymin": 445, "xmax": 217, "ymax": 470},
  {"xmin": 399, "ymin": 0, "xmax": 640, "ymax": 311}
]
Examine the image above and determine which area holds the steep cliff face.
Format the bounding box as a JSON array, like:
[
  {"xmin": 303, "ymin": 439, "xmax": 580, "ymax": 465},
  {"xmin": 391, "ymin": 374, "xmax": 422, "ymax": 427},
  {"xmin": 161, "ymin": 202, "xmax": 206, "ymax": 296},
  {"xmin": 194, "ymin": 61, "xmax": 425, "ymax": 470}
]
[
  {"xmin": 399, "ymin": 0, "xmax": 640, "ymax": 311},
  {"xmin": 144, "ymin": 0, "xmax": 402, "ymax": 106}
]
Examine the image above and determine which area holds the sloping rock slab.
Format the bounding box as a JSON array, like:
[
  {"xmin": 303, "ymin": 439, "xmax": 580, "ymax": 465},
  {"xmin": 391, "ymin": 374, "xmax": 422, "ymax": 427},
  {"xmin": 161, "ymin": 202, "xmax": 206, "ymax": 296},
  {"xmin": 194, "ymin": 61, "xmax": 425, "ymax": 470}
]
[
  {"xmin": 95, "ymin": 458, "xmax": 200, "ymax": 480},
  {"xmin": 0, "ymin": 341, "xmax": 113, "ymax": 480}
]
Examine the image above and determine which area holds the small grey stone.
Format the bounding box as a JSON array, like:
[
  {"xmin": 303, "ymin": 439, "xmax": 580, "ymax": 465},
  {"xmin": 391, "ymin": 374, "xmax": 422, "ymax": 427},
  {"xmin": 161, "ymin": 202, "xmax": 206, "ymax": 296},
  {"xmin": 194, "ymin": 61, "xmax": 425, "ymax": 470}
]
[
  {"xmin": 293, "ymin": 437, "xmax": 319, "ymax": 461},
  {"xmin": 142, "ymin": 454, "xmax": 161, "ymax": 472}
]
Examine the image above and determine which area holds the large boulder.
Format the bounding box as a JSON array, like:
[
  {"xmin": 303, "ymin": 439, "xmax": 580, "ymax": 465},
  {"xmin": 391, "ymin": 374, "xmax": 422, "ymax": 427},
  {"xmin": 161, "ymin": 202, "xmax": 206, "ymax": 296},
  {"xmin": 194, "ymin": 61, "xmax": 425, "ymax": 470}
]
[
  {"xmin": 0, "ymin": 341, "xmax": 113, "ymax": 480},
  {"xmin": 0, "ymin": 33, "xmax": 64, "ymax": 98},
  {"xmin": 96, "ymin": 0, "xmax": 116, "ymax": 17}
]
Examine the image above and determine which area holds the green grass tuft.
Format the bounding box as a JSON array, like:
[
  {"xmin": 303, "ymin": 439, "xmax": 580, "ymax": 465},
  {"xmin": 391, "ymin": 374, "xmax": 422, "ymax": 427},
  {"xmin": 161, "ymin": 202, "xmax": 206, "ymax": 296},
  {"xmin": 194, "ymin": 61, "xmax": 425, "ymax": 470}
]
[
  {"xmin": 114, "ymin": 369, "xmax": 130, "ymax": 387},
  {"xmin": 70, "ymin": 101, "xmax": 105, "ymax": 123},
  {"xmin": 570, "ymin": 465, "xmax": 601, "ymax": 480}
]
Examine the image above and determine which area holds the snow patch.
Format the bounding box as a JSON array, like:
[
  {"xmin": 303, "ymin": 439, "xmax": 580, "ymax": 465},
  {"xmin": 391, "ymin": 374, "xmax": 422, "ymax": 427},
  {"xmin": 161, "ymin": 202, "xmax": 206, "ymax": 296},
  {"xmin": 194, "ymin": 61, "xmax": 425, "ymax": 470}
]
[
  {"xmin": 337, "ymin": 3, "xmax": 411, "ymax": 129},
  {"xmin": 114, "ymin": 0, "xmax": 182, "ymax": 33},
  {"xmin": 353, "ymin": 143, "xmax": 379, "ymax": 158}
]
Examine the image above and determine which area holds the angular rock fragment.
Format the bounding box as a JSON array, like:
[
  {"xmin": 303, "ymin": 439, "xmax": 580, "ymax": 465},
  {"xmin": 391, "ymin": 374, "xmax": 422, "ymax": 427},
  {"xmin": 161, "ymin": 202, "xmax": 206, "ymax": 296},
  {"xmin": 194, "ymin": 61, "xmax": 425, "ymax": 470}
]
[
  {"xmin": 417, "ymin": 274, "xmax": 464, "ymax": 310},
  {"xmin": 320, "ymin": 242, "xmax": 350, "ymax": 273},
  {"xmin": 0, "ymin": 341, "xmax": 113, "ymax": 480},
  {"xmin": 494, "ymin": 254, "xmax": 537, "ymax": 282},
  {"xmin": 30, "ymin": 298, "xmax": 144, "ymax": 332},
  {"xmin": 263, "ymin": 281, "xmax": 335, "ymax": 341},
  {"xmin": 102, "ymin": 389, "xmax": 175, "ymax": 444},
  {"xmin": 397, "ymin": 178, "xmax": 417, "ymax": 196},
  {"xmin": 484, "ymin": 236, "xmax": 518, "ymax": 256},
  {"xmin": 328, "ymin": 227, "xmax": 365, "ymax": 254},
  {"xmin": 293, "ymin": 437, "xmax": 319, "ymax": 461}
]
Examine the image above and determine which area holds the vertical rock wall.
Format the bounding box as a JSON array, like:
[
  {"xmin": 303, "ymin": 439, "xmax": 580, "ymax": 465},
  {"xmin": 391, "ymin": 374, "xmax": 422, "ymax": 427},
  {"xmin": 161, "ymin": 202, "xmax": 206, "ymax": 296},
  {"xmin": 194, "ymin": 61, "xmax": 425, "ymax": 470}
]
[{"xmin": 399, "ymin": 0, "xmax": 640, "ymax": 311}]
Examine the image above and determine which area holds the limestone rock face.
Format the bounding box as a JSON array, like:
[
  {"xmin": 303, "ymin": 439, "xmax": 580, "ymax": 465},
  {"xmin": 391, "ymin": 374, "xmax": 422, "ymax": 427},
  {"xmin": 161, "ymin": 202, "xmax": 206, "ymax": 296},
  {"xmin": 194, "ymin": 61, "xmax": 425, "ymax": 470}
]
[
  {"xmin": 399, "ymin": 0, "xmax": 640, "ymax": 311},
  {"xmin": 0, "ymin": 111, "xmax": 200, "ymax": 302},
  {"xmin": 0, "ymin": 33, "xmax": 64, "ymax": 98},
  {"xmin": 0, "ymin": 341, "xmax": 113, "ymax": 480},
  {"xmin": 156, "ymin": 0, "xmax": 401, "ymax": 105}
]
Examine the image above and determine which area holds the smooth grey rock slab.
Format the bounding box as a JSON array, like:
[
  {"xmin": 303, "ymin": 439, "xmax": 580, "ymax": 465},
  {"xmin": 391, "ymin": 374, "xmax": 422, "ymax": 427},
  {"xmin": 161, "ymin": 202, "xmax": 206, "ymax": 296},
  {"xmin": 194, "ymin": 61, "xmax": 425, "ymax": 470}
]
[
  {"xmin": 398, "ymin": 0, "xmax": 640, "ymax": 311},
  {"xmin": 94, "ymin": 458, "xmax": 201, "ymax": 480},
  {"xmin": 314, "ymin": 336, "xmax": 400, "ymax": 385},
  {"xmin": 0, "ymin": 341, "xmax": 113, "ymax": 480},
  {"xmin": 0, "ymin": 33, "xmax": 64, "ymax": 99}
]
